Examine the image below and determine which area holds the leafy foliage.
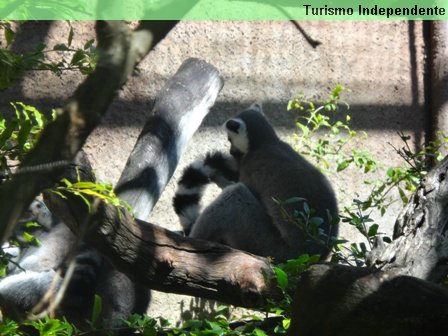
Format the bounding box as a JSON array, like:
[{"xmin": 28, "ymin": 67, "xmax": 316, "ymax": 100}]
[
  {"xmin": 288, "ymin": 86, "xmax": 448, "ymax": 265},
  {"xmin": 3, "ymin": 86, "xmax": 446, "ymax": 334},
  {"xmin": 50, "ymin": 178, "xmax": 133, "ymax": 215},
  {"xmin": 0, "ymin": 102, "xmax": 50, "ymax": 180},
  {"xmin": 288, "ymin": 85, "xmax": 376, "ymax": 174},
  {"xmin": 0, "ymin": 102, "xmax": 50, "ymax": 275},
  {"xmin": 269, "ymin": 254, "xmax": 320, "ymax": 321},
  {"xmin": 0, "ymin": 21, "xmax": 97, "ymax": 90}
]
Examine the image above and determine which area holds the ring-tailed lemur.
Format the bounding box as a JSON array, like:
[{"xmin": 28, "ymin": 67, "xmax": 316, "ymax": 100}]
[
  {"xmin": 0, "ymin": 199, "xmax": 150, "ymax": 333},
  {"xmin": 173, "ymin": 103, "xmax": 338, "ymax": 262}
]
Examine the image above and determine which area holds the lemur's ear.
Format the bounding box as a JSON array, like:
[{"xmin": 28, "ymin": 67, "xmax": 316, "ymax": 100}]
[{"xmin": 249, "ymin": 103, "xmax": 263, "ymax": 115}]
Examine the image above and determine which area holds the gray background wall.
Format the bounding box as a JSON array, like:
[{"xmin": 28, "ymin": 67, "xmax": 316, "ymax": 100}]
[{"xmin": 0, "ymin": 20, "xmax": 431, "ymax": 322}]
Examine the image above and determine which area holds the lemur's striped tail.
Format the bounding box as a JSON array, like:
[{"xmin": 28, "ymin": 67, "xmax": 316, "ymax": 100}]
[{"xmin": 173, "ymin": 151, "xmax": 238, "ymax": 235}]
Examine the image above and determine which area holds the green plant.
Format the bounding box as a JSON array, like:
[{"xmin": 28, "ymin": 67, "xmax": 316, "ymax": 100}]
[
  {"xmin": 0, "ymin": 102, "xmax": 50, "ymax": 179},
  {"xmin": 274, "ymin": 197, "xmax": 343, "ymax": 256},
  {"xmin": 288, "ymin": 85, "xmax": 376, "ymax": 174},
  {"xmin": 2, "ymin": 73, "xmax": 447, "ymax": 335},
  {"xmin": 0, "ymin": 21, "xmax": 97, "ymax": 90},
  {"xmin": 50, "ymin": 177, "xmax": 133, "ymax": 215},
  {"xmin": 288, "ymin": 86, "xmax": 448, "ymax": 266},
  {"xmin": 271, "ymin": 254, "xmax": 320, "ymax": 313},
  {"xmin": 0, "ymin": 102, "xmax": 51, "ymax": 274},
  {"xmin": 23, "ymin": 317, "xmax": 76, "ymax": 336},
  {"xmin": 0, "ymin": 319, "xmax": 24, "ymax": 336}
]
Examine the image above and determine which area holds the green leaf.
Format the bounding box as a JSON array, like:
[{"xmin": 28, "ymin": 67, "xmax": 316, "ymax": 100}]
[
  {"xmin": 398, "ymin": 187, "xmax": 409, "ymax": 204},
  {"xmin": 383, "ymin": 236, "xmax": 392, "ymax": 243},
  {"xmin": 281, "ymin": 196, "xmax": 306, "ymax": 205},
  {"xmin": 51, "ymin": 190, "xmax": 67, "ymax": 199},
  {"xmin": 60, "ymin": 178, "xmax": 73, "ymax": 187},
  {"xmin": 70, "ymin": 50, "xmax": 86, "ymax": 66},
  {"xmin": 17, "ymin": 120, "xmax": 33, "ymax": 151},
  {"xmin": 287, "ymin": 100, "xmax": 294, "ymax": 111},
  {"xmin": 282, "ymin": 318, "xmax": 291, "ymax": 330},
  {"xmin": 84, "ymin": 38, "xmax": 95, "ymax": 50},
  {"xmin": 337, "ymin": 159, "xmax": 351, "ymax": 172},
  {"xmin": 274, "ymin": 267, "xmax": 288, "ymax": 289},
  {"xmin": 297, "ymin": 123, "xmax": 310, "ymax": 137},
  {"xmin": 253, "ymin": 329, "xmax": 267, "ymax": 336},
  {"xmin": 310, "ymin": 217, "xmax": 324, "ymax": 226},
  {"xmin": 91, "ymin": 294, "xmax": 102, "ymax": 326},
  {"xmin": 303, "ymin": 202, "xmax": 310, "ymax": 214},
  {"xmin": 367, "ymin": 224, "xmax": 379, "ymax": 237},
  {"xmin": 0, "ymin": 121, "xmax": 14, "ymax": 149},
  {"xmin": 22, "ymin": 232, "xmax": 35, "ymax": 243},
  {"xmin": 53, "ymin": 44, "xmax": 70, "ymax": 51},
  {"xmin": 71, "ymin": 181, "xmax": 98, "ymax": 189},
  {"xmin": 308, "ymin": 254, "xmax": 321, "ymax": 263}
]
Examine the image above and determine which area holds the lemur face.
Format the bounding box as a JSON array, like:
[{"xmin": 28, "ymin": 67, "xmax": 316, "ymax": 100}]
[
  {"xmin": 225, "ymin": 103, "xmax": 264, "ymax": 159},
  {"xmin": 225, "ymin": 118, "xmax": 248, "ymax": 159}
]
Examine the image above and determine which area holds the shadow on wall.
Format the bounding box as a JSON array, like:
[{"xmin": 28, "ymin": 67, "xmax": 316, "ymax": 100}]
[
  {"xmin": 0, "ymin": 21, "xmax": 428, "ymax": 138},
  {"xmin": 0, "ymin": 94, "xmax": 427, "ymax": 144}
]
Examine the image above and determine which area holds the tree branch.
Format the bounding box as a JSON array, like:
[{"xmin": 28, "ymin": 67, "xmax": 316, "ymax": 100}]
[
  {"xmin": 0, "ymin": 20, "xmax": 177, "ymax": 242},
  {"xmin": 44, "ymin": 160, "xmax": 279, "ymax": 308}
]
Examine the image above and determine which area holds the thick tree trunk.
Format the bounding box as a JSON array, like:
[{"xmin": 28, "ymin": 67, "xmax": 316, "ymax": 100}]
[
  {"xmin": 287, "ymin": 156, "xmax": 448, "ymax": 336},
  {"xmin": 366, "ymin": 155, "xmax": 448, "ymax": 282}
]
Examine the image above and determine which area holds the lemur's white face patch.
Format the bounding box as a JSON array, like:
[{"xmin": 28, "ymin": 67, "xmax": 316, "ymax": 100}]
[
  {"xmin": 225, "ymin": 117, "xmax": 249, "ymax": 158},
  {"xmin": 29, "ymin": 200, "xmax": 52, "ymax": 229}
]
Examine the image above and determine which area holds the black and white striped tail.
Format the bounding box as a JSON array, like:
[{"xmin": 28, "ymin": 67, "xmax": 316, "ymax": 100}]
[{"xmin": 173, "ymin": 151, "xmax": 239, "ymax": 235}]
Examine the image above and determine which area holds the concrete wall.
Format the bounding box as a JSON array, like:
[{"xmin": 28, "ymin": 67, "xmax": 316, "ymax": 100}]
[{"xmin": 0, "ymin": 20, "xmax": 429, "ymax": 322}]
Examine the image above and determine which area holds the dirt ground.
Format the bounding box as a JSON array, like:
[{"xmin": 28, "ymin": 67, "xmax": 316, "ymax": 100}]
[{"xmin": 0, "ymin": 20, "xmax": 429, "ymax": 323}]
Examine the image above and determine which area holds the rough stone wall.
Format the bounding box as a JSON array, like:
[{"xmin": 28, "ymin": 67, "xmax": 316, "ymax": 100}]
[{"xmin": 0, "ymin": 21, "xmax": 428, "ymax": 322}]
